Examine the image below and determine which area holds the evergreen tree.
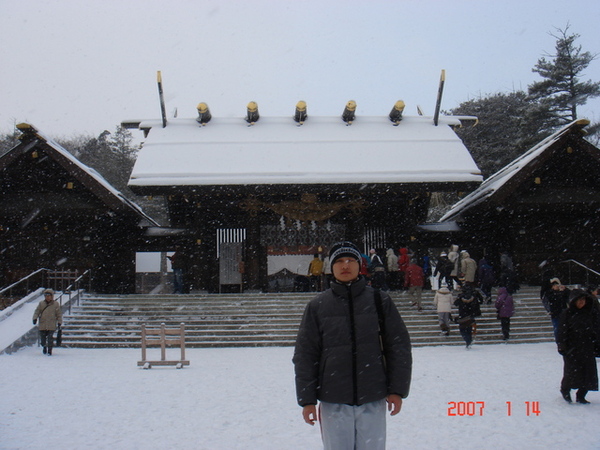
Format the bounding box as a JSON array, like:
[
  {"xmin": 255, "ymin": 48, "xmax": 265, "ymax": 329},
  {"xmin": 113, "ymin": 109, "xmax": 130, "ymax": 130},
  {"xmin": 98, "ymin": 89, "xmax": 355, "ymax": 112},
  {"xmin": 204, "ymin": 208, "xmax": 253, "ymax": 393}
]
[
  {"xmin": 0, "ymin": 126, "xmax": 20, "ymax": 156},
  {"xmin": 449, "ymin": 91, "xmax": 545, "ymax": 178},
  {"xmin": 528, "ymin": 24, "xmax": 600, "ymax": 132},
  {"xmin": 58, "ymin": 126, "xmax": 137, "ymax": 193}
]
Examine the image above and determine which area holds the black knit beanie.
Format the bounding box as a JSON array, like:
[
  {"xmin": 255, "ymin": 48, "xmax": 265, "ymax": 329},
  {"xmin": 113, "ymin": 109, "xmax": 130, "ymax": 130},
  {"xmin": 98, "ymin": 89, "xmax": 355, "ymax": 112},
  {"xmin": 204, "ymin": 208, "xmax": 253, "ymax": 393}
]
[{"xmin": 329, "ymin": 241, "xmax": 361, "ymax": 265}]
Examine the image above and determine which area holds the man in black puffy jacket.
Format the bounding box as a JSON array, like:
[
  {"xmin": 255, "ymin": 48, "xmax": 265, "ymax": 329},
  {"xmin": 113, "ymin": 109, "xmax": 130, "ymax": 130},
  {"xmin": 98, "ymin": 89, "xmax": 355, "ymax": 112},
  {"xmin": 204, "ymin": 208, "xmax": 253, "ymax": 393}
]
[{"xmin": 293, "ymin": 241, "xmax": 412, "ymax": 450}]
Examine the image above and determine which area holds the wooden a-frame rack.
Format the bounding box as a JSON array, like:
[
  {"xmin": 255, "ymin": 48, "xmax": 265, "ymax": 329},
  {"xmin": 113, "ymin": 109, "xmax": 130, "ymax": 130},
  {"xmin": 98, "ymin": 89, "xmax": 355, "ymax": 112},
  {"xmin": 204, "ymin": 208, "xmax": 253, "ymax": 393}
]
[{"xmin": 138, "ymin": 322, "xmax": 190, "ymax": 369}]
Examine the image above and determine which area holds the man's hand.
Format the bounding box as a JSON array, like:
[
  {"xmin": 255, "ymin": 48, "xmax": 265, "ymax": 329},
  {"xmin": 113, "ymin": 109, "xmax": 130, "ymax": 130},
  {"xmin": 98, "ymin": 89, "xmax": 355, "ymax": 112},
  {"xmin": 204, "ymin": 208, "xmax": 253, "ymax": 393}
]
[
  {"xmin": 387, "ymin": 394, "xmax": 403, "ymax": 416},
  {"xmin": 302, "ymin": 405, "xmax": 318, "ymax": 425}
]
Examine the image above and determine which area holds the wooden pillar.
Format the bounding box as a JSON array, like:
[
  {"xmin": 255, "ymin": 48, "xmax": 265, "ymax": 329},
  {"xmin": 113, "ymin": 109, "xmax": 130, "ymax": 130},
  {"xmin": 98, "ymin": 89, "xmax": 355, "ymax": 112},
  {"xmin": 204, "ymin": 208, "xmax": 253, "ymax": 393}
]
[
  {"xmin": 346, "ymin": 213, "xmax": 365, "ymax": 249},
  {"xmin": 189, "ymin": 203, "xmax": 218, "ymax": 292},
  {"xmin": 245, "ymin": 214, "xmax": 264, "ymax": 291},
  {"xmin": 193, "ymin": 225, "xmax": 219, "ymax": 293}
]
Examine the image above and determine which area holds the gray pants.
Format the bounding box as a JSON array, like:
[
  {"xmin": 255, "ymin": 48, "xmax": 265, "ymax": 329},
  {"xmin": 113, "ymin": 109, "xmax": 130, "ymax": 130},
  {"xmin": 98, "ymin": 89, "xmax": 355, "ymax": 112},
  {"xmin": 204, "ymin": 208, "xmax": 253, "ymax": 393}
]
[
  {"xmin": 438, "ymin": 312, "xmax": 451, "ymax": 333},
  {"xmin": 319, "ymin": 399, "xmax": 386, "ymax": 450},
  {"xmin": 39, "ymin": 330, "xmax": 54, "ymax": 349},
  {"xmin": 407, "ymin": 286, "xmax": 422, "ymax": 307}
]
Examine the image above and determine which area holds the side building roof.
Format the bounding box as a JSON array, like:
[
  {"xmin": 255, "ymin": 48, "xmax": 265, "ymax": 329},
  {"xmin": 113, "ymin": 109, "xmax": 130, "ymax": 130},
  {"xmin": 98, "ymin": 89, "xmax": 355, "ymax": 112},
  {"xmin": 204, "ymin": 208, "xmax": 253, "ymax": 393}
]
[
  {"xmin": 3, "ymin": 123, "xmax": 159, "ymax": 226},
  {"xmin": 440, "ymin": 119, "xmax": 596, "ymax": 223}
]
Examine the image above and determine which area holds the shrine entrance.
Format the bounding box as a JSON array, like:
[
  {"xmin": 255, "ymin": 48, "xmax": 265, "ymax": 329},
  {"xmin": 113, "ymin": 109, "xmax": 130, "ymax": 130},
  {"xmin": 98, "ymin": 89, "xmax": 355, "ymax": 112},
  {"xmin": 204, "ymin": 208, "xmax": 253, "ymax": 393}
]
[{"xmin": 261, "ymin": 222, "xmax": 345, "ymax": 292}]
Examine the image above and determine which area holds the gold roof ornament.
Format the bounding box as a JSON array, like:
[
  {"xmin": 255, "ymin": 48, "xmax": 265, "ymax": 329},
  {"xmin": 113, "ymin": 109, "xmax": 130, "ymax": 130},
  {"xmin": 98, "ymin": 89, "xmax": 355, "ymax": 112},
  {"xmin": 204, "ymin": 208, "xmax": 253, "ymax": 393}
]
[
  {"xmin": 389, "ymin": 100, "xmax": 405, "ymax": 125},
  {"xmin": 246, "ymin": 101, "xmax": 260, "ymax": 125},
  {"xmin": 294, "ymin": 101, "xmax": 307, "ymax": 125},
  {"xmin": 342, "ymin": 100, "xmax": 356, "ymax": 125},
  {"xmin": 196, "ymin": 102, "xmax": 212, "ymax": 125}
]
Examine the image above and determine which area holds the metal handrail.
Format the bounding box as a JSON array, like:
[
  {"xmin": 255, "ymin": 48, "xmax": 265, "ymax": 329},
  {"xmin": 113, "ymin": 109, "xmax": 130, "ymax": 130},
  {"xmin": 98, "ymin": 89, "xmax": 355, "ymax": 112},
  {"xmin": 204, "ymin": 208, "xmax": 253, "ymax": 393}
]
[
  {"xmin": 0, "ymin": 268, "xmax": 92, "ymax": 312},
  {"xmin": 559, "ymin": 259, "xmax": 600, "ymax": 286},
  {"xmin": 56, "ymin": 269, "xmax": 92, "ymax": 314},
  {"xmin": 0, "ymin": 268, "xmax": 51, "ymax": 300}
]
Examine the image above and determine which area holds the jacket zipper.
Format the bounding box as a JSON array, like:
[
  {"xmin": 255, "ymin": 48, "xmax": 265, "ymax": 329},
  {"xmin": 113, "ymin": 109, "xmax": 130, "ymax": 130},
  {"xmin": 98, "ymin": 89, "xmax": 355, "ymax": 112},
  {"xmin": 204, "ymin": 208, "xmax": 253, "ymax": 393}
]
[{"xmin": 347, "ymin": 286, "xmax": 358, "ymax": 405}]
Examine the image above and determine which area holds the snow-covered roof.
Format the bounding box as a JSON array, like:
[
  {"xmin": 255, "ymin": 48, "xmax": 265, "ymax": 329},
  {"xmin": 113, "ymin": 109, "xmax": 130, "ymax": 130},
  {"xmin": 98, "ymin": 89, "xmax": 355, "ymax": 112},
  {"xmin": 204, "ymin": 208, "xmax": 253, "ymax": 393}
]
[
  {"xmin": 12, "ymin": 123, "xmax": 159, "ymax": 226},
  {"xmin": 440, "ymin": 119, "xmax": 592, "ymax": 222},
  {"xmin": 128, "ymin": 115, "xmax": 482, "ymax": 187}
]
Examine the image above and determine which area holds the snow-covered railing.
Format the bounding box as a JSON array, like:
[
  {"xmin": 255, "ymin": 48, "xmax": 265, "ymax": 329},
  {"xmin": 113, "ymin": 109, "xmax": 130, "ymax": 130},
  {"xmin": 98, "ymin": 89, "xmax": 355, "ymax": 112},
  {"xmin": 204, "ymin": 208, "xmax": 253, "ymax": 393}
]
[
  {"xmin": 559, "ymin": 259, "xmax": 600, "ymax": 287},
  {"xmin": 0, "ymin": 268, "xmax": 49, "ymax": 301},
  {"xmin": 0, "ymin": 268, "xmax": 91, "ymax": 312}
]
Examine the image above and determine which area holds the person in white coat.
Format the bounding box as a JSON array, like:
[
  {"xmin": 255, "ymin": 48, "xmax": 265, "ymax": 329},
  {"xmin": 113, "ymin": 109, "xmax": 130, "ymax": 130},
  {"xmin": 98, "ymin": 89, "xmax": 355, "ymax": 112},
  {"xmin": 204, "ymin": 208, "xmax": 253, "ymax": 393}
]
[
  {"xmin": 386, "ymin": 248, "xmax": 399, "ymax": 290},
  {"xmin": 447, "ymin": 244, "xmax": 461, "ymax": 288},
  {"xmin": 433, "ymin": 286, "xmax": 454, "ymax": 336}
]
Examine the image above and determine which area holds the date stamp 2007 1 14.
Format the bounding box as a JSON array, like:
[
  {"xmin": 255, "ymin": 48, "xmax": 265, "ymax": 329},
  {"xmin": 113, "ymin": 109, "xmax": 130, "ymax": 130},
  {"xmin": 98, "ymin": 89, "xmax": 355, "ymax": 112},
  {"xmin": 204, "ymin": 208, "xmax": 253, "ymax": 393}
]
[{"xmin": 447, "ymin": 401, "xmax": 541, "ymax": 417}]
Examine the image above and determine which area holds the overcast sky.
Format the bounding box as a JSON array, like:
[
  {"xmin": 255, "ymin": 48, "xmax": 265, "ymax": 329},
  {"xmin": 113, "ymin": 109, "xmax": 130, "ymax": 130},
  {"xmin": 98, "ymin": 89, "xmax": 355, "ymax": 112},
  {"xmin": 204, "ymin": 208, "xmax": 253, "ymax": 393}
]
[{"xmin": 1, "ymin": 0, "xmax": 599, "ymax": 140}]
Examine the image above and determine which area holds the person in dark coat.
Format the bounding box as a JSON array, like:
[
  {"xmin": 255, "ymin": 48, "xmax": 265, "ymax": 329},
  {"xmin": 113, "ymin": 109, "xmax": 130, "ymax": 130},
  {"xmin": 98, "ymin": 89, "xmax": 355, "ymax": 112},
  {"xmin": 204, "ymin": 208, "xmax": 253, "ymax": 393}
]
[
  {"xmin": 495, "ymin": 286, "xmax": 515, "ymax": 341},
  {"xmin": 498, "ymin": 250, "xmax": 519, "ymax": 294},
  {"xmin": 556, "ymin": 289, "xmax": 600, "ymax": 404},
  {"xmin": 585, "ymin": 284, "xmax": 600, "ymax": 313},
  {"xmin": 293, "ymin": 241, "xmax": 412, "ymax": 450},
  {"xmin": 454, "ymin": 285, "xmax": 482, "ymax": 349},
  {"xmin": 542, "ymin": 278, "xmax": 570, "ymax": 341},
  {"xmin": 433, "ymin": 252, "xmax": 453, "ymax": 290},
  {"xmin": 168, "ymin": 246, "xmax": 187, "ymax": 294},
  {"xmin": 369, "ymin": 248, "xmax": 388, "ymax": 291},
  {"xmin": 477, "ymin": 257, "xmax": 496, "ymax": 303}
]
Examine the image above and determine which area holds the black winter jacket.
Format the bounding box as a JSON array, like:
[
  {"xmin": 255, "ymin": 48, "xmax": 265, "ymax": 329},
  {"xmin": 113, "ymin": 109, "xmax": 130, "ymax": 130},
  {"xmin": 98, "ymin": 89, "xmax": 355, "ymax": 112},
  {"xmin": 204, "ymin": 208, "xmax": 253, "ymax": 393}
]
[
  {"xmin": 557, "ymin": 296, "xmax": 600, "ymax": 390},
  {"xmin": 293, "ymin": 276, "xmax": 412, "ymax": 407},
  {"xmin": 454, "ymin": 289, "xmax": 482, "ymax": 319},
  {"xmin": 543, "ymin": 289, "xmax": 570, "ymax": 319}
]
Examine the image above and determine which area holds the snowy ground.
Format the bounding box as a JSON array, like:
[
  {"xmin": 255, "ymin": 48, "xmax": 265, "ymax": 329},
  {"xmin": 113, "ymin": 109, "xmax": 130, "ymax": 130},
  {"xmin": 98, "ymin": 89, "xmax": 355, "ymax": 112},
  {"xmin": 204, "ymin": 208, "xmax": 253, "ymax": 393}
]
[{"xmin": 1, "ymin": 343, "xmax": 599, "ymax": 449}]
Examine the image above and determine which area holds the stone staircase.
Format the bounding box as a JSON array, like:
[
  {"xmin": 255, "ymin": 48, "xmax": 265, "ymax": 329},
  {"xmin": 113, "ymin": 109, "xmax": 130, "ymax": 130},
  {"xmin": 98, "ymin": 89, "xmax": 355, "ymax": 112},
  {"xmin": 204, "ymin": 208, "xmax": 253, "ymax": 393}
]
[{"xmin": 60, "ymin": 286, "xmax": 555, "ymax": 348}]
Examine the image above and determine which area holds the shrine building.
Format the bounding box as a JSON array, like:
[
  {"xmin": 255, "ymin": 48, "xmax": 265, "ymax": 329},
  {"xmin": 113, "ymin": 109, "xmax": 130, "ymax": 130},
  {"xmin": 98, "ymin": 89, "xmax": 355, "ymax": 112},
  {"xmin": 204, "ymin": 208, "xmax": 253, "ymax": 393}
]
[
  {"xmin": 0, "ymin": 123, "xmax": 158, "ymax": 293},
  {"xmin": 439, "ymin": 119, "xmax": 600, "ymax": 284},
  {"xmin": 125, "ymin": 100, "xmax": 483, "ymax": 292}
]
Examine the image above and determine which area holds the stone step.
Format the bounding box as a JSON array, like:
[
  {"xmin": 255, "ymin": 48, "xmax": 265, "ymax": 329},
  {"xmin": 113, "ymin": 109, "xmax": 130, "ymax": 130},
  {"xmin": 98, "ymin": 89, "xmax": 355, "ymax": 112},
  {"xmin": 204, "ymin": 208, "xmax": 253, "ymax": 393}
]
[{"xmin": 61, "ymin": 286, "xmax": 555, "ymax": 348}]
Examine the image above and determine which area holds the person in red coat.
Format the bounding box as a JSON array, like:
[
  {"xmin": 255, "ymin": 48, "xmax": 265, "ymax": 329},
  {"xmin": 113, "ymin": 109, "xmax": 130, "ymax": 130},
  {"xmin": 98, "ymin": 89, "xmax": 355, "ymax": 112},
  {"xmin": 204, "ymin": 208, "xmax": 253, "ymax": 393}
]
[
  {"xmin": 397, "ymin": 248, "xmax": 410, "ymax": 289},
  {"xmin": 404, "ymin": 259, "xmax": 425, "ymax": 311}
]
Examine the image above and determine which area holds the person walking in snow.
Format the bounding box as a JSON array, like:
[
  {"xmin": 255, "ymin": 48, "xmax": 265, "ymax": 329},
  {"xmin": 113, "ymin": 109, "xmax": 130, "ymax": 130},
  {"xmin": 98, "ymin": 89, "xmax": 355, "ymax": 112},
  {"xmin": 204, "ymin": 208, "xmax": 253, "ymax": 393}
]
[
  {"xmin": 433, "ymin": 286, "xmax": 454, "ymax": 336},
  {"xmin": 307, "ymin": 253, "xmax": 324, "ymax": 291},
  {"xmin": 433, "ymin": 252, "xmax": 453, "ymax": 290},
  {"xmin": 386, "ymin": 248, "xmax": 399, "ymax": 290},
  {"xmin": 168, "ymin": 246, "xmax": 187, "ymax": 294},
  {"xmin": 542, "ymin": 278, "xmax": 570, "ymax": 341},
  {"xmin": 477, "ymin": 257, "xmax": 496, "ymax": 303},
  {"xmin": 499, "ymin": 250, "xmax": 519, "ymax": 294},
  {"xmin": 293, "ymin": 241, "xmax": 412, "ymax": 450},
  {"xmin": 556, "ymin": 289, "xmax": 600, "ymax": 404},
  {"xmin": 369, "ymin": 248, "xmax": 388, "ymax": 291},
  {"xmin": 459, "ymin": 251, "xmax": 477, "ymax": 286},
  {"xmin": 447, "ymin": 244, "xmax": 461, "ymax": 288},
  {"xmin": 32, "ymin": 288, "xmax": 62, "ymax": 356},
  {"xmin": 404, "ymin": 259, "xmax": 425, "ymax": 311},
  {"xmin": 454, "ymin": 285, "xmax": 482, "ymax": 349},
  {"xmin": 495, "ymin": 286, "xmax": 514, "ymax": 341},
  {"xmin": 397, "ymin": 247, "xmax": 411, "ymax": 289}
]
